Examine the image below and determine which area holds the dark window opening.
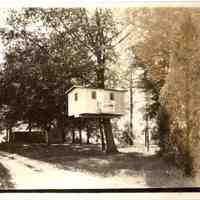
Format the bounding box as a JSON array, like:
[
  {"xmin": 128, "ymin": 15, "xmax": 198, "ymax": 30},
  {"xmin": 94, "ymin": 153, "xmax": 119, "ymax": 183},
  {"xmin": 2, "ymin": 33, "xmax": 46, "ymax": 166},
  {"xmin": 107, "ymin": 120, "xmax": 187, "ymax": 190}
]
[
  {"xmin": 110, "ymin": 92, "xmax": 114, "ymax": 101},
  {"xmin": 92, "ymin": 91, "xmax": 96, "ymax": 99},
  {"xmin": 74, "ymin": 93, "xmax": 78, "ymax": 101}
]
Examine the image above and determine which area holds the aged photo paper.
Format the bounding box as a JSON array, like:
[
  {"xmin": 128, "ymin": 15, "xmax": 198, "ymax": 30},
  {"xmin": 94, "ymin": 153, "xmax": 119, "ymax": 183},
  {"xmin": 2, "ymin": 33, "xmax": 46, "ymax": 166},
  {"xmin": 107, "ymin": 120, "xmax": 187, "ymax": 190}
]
[{"xmin": 0, "ymin": 0, "xmax": 200, "ymax": 199}]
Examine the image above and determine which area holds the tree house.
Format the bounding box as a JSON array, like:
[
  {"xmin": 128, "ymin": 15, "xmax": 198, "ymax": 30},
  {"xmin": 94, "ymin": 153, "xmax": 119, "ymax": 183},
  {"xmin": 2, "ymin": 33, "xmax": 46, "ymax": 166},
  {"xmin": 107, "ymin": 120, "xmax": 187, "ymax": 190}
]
[{"xmin": 65, "ymin": 86, "xmax": 127, "ymax": 118}]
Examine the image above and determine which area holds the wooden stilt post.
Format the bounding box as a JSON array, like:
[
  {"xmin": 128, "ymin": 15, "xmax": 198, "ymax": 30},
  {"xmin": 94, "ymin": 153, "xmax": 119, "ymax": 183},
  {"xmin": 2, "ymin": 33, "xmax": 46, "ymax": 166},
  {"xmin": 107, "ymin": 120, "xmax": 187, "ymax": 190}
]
[
  {"xmin": 72, "ymin": 129, "xmax": 75, "ymax": 143},
  {"xmin": 86, "ymin": 121, "xmax": 90, "ymax": 144},
  {"xmin": 71, "ymin": 118, "xmax": 76, "ymax": 144},
  {"xmin": 147, "ymin": 132, "xmax": 150, "ymax": 152},
  {"xmin": 145, "ymin": 113, "xmax": 150, "ymax": 152},
  {"xmin": 99, "ymin": 118, "xmax": 105, "ymax": 151},
  {"xmin": 79, "ymin": 119, "xmax": 82, "ymax": 144},
  {"xmin": 9, "ymin": 126, "xmax": 13, "ymax": 144},
  {"xmin": 6, "ymin": 128, "xmax": 10, "ymax": 143},
  {"xmin": 28, "ymin": 120, "xmax": 32, "ymax": 134},
  {"xmin": 45, "ymin": 130, "xmax": 49, "ymax": 145}
]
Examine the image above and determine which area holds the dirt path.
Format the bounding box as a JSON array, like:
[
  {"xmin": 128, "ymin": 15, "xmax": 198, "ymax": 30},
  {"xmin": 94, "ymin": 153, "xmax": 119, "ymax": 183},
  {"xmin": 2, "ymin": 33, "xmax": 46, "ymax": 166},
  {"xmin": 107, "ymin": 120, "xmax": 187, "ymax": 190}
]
[
  {"xmin": 0, "ymin": 145, "xmax": 195, "ymax": 189},
  {"xmin": 0, "ymin": 151, "xmax": 148, "ymax": 189}
]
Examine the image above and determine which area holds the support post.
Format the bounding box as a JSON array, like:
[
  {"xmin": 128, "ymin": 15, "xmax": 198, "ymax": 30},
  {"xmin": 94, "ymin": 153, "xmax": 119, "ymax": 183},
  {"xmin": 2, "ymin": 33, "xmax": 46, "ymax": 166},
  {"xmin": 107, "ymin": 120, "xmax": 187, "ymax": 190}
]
[
  {"xmin": 99, "ymin": 118, "xmax": 105, "ymax": 151},
  {"xmin": 86, "ymin": 123, "xmax": 90, "ymax": 144},
  {"xmin": 72, "ymin": 127, "xmax": 75, "ymax": 143},
  {"xmin": 79, "ymin": 119, "xmax": 82, "ymax": 145},
  {"xmin": 9, "ymin": 126, "xmax": 13, "ymax": 144},
  {"xmin": 145, "ymin": 112, "xmax": 150, "ymax": 151},
  {"xmin": 6, "ymin": 128, "xmax": 10, "ymax": 143},
  {"xmin": 45, "ymin": 130, "xmax": 50, "ymax": 146},
  {"xmin": 28, "ymin": 120, "xmax": 32, "ymax": 134}
]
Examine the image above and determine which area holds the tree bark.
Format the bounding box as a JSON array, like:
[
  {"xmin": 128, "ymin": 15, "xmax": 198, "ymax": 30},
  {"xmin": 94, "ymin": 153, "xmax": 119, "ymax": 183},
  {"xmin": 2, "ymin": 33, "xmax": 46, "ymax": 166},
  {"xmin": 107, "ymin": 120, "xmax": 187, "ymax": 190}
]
[
  {"xmin": 97, "ymin": 68, "xmax": 105, "ymax": 88},
  {"xmin": 103, "ymin": 118, "xmax": 118, "ymax": 154},
  {"xmin": 97, "ymin": 68, "xmax": 118, "ymax": 154}
]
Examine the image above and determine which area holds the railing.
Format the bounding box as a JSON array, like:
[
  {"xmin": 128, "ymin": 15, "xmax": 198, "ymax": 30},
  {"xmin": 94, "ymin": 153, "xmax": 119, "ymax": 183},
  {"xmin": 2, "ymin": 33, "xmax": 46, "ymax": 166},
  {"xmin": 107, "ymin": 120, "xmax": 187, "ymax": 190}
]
[{"xmin": 97, "ymin": 101, "xmax": 115, "ymax": 113}]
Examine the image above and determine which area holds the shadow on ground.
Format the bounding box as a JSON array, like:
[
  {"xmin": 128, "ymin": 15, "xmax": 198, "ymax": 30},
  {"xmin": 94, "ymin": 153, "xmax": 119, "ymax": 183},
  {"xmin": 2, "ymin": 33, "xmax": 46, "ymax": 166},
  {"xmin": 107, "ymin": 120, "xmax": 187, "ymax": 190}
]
[
  {"xmin": 0, "ymin": 162, "xmax": 15, "ymax": 189},
  {"xmin": 0, "ymin": 143, "xmax": 194, "ymax": 187}
]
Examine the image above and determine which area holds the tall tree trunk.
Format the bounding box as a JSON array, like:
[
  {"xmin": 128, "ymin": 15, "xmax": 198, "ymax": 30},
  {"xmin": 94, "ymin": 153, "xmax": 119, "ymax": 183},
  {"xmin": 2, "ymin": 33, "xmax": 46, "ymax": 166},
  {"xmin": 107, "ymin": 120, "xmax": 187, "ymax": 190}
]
[
  {"xmin": 97, "ymin": 68, "xmax": 118, "ymax": 154},
  {"xmin": 99, "ymin": 119, "xmax": 105, "ymax": 151},
  {"xmin": 129, "ymin": 71, "xmax": 134, "ymax": 144},
  {"xmin": 97, "ymin": 68, "xmax": 105, "ymax": 88},
  {"xmin": 95, "ymin": 12, "xmax": 117, "ymax": 153},
  {"xmin": 185, "ymin": 77, "xmax": 191, "ymax": 175},
  {"xmin": 179, "ymin": 13, "xmax": 193, "ymax": 175},
  {"xmin": 145, "ymin": 117, "xmax": 150, "ymax": 152},
  {"xmin": 184, "ymin": 43, "xmax": 191, "ymax": 176},
  {"xmin": 103, "ymin": 118, "xmax": 118, "ymax": 154},
  {"xmin": 145, "ymin": 101, "xmax": 150, "ymax": 151}
]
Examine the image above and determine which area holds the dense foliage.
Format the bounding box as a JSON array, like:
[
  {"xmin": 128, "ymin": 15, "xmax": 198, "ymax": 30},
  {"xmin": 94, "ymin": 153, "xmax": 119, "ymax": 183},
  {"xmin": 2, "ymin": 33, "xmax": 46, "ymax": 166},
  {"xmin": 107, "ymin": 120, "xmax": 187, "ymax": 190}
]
[
  {"xmin": 0, "ymin": 8, "xmax": 122, "ymax": 153},
  {"xmin": 128, "ymin": 8, "xmax": 200, "ymax": 178}
]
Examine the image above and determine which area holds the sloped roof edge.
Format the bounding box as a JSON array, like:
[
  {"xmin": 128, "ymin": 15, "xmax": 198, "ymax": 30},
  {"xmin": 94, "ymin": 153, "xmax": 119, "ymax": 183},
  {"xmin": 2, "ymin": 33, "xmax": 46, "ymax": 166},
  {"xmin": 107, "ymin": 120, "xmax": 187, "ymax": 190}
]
[{"xmin": 65, "ymin": 85, "xmax": 127, "ymax": 95}]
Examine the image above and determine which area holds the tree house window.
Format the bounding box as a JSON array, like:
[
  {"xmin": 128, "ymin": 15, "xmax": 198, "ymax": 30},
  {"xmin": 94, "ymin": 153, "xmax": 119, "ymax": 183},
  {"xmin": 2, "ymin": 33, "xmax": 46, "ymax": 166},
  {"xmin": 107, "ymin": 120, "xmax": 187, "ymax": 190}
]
[
  {"xmin": 110, "ymin": 92, "xmax": 114, "ymax": 101},
  {"xmin": 91, "ymin": 91, "xmax": 96, "ymax": 99},
  {"xmin": 74, "ymin": 93, "xmax": 78, "ymax": 101}
]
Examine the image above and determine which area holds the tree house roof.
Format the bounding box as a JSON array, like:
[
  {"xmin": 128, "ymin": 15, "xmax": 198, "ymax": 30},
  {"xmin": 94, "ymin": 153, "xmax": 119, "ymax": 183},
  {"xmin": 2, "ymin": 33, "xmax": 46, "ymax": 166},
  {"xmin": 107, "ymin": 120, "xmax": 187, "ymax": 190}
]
[{"xmin": 65, "ymin": 85, "xmax": 127, "ymax": 95}]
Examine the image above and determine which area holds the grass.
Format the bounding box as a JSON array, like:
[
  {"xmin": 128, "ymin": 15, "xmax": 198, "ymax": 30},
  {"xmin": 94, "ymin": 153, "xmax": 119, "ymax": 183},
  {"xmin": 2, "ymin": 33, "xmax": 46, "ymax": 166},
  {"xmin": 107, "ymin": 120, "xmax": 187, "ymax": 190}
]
[
  {"xmin": 0, "ymin": 162, "xmax": 14, "ymax": 189},
  {"xmin": 0, "ymin": 143, "xmax": 195, "ymax": 187}
]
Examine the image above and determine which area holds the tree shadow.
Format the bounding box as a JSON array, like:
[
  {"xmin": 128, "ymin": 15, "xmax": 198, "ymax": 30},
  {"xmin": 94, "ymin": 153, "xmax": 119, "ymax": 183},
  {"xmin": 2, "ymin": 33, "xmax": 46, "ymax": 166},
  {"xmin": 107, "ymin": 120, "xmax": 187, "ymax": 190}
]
[
  {"xmin": 0, "ymin": 143, "xmax": 194, "ymax": 187},
  {"xmin": 0, "ymin": 162, "xmax": 15, "ymax": 189}
]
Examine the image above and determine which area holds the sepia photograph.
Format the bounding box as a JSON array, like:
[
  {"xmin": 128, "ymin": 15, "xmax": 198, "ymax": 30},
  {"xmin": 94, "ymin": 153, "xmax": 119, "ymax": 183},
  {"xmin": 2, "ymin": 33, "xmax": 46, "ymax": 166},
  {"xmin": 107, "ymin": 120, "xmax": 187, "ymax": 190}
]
[{"xmin": 0, "ymin": 1, "xmax": 200, "ymax": 190}]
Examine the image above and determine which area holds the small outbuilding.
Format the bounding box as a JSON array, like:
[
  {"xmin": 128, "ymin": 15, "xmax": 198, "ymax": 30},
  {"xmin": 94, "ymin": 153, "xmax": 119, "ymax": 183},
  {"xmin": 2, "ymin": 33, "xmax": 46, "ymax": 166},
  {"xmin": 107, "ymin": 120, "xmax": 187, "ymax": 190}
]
[{"xmin": 65, "ymin": 86, "xmax": 127, "ymax": 118}]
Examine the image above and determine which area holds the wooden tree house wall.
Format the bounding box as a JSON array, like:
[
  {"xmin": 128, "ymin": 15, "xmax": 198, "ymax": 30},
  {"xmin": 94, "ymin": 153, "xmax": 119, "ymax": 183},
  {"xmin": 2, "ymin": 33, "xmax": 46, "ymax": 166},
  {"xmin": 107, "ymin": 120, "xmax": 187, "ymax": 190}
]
[{"xmin": 66, "ymin": 86, "xmax": 127, "ymax": 118}]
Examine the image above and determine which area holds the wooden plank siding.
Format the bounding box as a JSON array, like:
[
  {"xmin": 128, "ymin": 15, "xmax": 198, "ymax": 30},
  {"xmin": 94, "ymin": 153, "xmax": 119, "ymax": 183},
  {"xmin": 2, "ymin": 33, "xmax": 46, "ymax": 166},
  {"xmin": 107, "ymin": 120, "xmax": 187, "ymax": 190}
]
[{"xmin": 67, "ymin": 86, "xmax": 127, "ymax": 118}]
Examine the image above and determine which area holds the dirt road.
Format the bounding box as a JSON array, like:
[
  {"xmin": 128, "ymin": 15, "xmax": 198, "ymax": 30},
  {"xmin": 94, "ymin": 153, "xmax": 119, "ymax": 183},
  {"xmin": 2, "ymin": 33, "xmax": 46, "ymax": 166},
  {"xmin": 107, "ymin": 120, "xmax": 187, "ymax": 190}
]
[{"xmin": 0, "ymin": 151, "xmax": 148, "ymax": 189}]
